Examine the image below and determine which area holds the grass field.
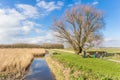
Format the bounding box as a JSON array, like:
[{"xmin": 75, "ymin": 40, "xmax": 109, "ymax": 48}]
[
  {"xmin": 54, "ymin": 48, "xmax": 120, "ymax": 60},
  {"xmin": 49, "ymin": 50, "xmax": 120, "ymax": 80},
  {"xmin": 87, "ymin": 48, "xmax": 120, "ymax": 54},
  {"xmin": 65, "ymin": 48, "xmax": 120, "ymax": 53},
  {"xmin": 0, "ymin": 48, "xmax": 46, "ymax": 79}
]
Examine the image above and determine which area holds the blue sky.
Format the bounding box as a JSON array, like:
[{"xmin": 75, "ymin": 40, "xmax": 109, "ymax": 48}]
[{"xmin": 0, "ymin": 0, "xmax": 120, "ymax": 47}]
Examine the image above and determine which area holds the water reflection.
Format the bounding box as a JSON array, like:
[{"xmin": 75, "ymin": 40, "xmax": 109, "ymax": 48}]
[{"xmin": 25, "ymin": 58, "xmax": 54, "ymax": 80}]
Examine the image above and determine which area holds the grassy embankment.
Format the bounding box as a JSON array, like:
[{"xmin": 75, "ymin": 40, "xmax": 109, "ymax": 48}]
[
  {"xmin": 87, "ymin": 48, "xmax": 120, "ymax": 60},
  {"xmin": 0, "ymin": 48, "xmax": 46, "ymax": 79},
  {"xmin": 62, "ymin": 48, "xmax": 120, "ymax": 60},
  {"xmin": 47, "ymin": 49, "xmax": 120, "ymax": 80},
  {"xmin": 65, "ymin": 48, "xmax": 120, "ymax": 53}
]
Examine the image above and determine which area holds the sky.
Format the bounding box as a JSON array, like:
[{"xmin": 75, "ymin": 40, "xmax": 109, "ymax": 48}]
[{"xmin": 0, "ymin": 0, "xmax": 120, "ymax": 47}]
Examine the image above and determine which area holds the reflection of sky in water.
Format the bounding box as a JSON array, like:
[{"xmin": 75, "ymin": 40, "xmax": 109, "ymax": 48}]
[{"xmin": 25, "ymin": 58, "xmax": 54, "ymax": 80}]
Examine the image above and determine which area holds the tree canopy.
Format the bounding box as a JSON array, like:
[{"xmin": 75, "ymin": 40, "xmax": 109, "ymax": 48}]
[{"xmin": 52, "ymin": 5, "xmax": 105, "ymax": 54}]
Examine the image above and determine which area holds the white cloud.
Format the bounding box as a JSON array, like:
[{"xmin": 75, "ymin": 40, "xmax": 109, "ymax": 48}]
[
  {"xmin": 21, "ymin": 21, "xmax": 35, "ymax": 33},
  {"xmin": 92, "ymin": 1, "xmax": 99, "ymax": 5},
  {"xmin": 16, "ymin": 4, "xmax": 38, "ymax": 18},
  {"xmin": 37, "ymin": 0, "xmax": 64, "ymax": 12},
  {"xmin": 102, "ymin": 38, "xmax": 120, "ymax": 47},
  {"xmin": 0, "ymin": 1, "xmax": 63, "ymax": 44},
  {"xmin": 74, "ymin": 0, "xmax": 81, "ymax": 5},
  {"xmin": 28, "ymin": 30, "xmax": 58, "ymax": 44},
  {"xmin": 6, "ymin": 30, "xmax": 58, "ymax": 44},
  {"xmin": 0, "ymin": 8, "xmax": 42, "ymax": 44},
  {"xmin": 68, "ymin": 0, "xmax": 81, "ymax": 7},
  {"xmin": 0, "ymin": 8, "xmax": 58, "ymax": 44},
  {"xmin": 68, "ymin": 4, "xmax": 73, "ymax": 7},
  {"xmin": 34, "ymin": 29, "xmax": 43, "ymax": 33},
  {"xmin": 0, "ymin": 8, "xmax": 25, "ymax": 42}
]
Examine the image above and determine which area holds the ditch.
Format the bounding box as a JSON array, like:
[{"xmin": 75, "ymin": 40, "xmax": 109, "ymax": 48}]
[{"xmin": 25, "ymin": 56, "xmax": 55, "ymax": 80}]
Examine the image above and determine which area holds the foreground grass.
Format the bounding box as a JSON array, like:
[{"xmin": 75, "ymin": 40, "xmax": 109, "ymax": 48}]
[
  {"xmin": 50, "ymin": 50, "xmax": 120, "ymax": 80},
  {"xmin": 0, "ymin": 48, "xmax": 46, "ymax": 79}
]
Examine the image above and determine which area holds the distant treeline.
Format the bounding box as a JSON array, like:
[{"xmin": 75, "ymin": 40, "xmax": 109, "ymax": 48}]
[{"xmin": 0, "ymin": 43, "xmax": 64, "ymax": 49}]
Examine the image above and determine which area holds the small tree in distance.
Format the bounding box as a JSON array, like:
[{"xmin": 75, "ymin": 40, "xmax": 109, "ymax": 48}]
[{"xmin": 52, "ymin": 5, "xmax": 105, "ymax": 55}]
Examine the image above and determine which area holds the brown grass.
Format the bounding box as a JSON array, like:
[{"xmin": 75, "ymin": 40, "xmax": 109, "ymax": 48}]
[
  {"xmin": 0, "ymin": 48, "xmax": 46, "ymax": 79},
  {"xmin": 46, "ymin": 56, "xmax": 65, "ymax": 80}
]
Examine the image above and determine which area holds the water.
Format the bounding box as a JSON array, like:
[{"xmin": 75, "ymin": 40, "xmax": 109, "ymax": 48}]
[{"xmin": 25, "ymin": 58, "xmax": 55, "ymax": 80}]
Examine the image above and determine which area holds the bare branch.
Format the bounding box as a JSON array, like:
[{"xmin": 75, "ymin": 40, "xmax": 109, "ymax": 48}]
[{"xmin": 52, "ymin": 5, "xmax": 105, "ymax": 54}]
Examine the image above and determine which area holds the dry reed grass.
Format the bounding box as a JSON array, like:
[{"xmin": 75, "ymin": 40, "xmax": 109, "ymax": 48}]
[
  {"xmin": 46, "ymin": 57, "xmax": 65, "ymax": 80},
  {"xmin": 0, "ymin": 48, "xmax": 46, "ymax": 79}
]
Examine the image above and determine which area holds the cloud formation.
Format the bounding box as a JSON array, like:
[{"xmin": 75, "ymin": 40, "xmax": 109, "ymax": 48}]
[
  {"xmin": 3, "ymin": 30, "xmax": 58, "ymax": 44},
  {"xmin": 0, "ymin": 8, "xmax": 57, "ymax": 44},
  {"xmin": 92, "ymin": 1, "xmax": 99, "ymax": 5},
  {"xmin": 68, "ymin": 0, "xmax": 81, "ymax": 7},
  {"xmin": 102, "ymin": 38, "xmax": 120, "ymax": 47},
  {"xmin": 0, "ymin": 8, "xmax": 24, "ymax": 42},
  {"xmin": 37, "ymin": 0, "xmax": 64, "ymax": 12},
  {"xmin": 0, "ymin": 0, "xmax": 64, "ymax": 44},
  {"xmin": 16, "ymin": 4, "xmax": 38, "ymax": 18}
]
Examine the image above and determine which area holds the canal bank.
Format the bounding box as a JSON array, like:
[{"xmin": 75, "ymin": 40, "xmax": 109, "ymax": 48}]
[{"xmin": 46, "ymin": 56, "xmax": 70, "ymax": 80}]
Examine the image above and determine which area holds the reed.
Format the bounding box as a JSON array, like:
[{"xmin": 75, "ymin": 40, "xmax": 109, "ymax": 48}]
[{"xmin": 0, "ymin": 48, "xmax": 46, "ymax": 79}]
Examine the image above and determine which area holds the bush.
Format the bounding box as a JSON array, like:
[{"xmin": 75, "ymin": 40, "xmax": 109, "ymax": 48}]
[{"xmin": 52, "ymin": 52, "xmax": 61, "ymax": 55}]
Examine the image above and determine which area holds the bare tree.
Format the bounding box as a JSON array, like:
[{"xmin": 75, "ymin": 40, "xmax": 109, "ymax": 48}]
[{"xmin": 52, "ymin": 5, "xmax": 105, "ymax": 54}]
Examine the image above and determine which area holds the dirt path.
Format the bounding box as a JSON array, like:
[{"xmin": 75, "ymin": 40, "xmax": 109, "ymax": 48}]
[{"xmin": 108, "ymin": 59, "xmax": 120, "ymax": 63}]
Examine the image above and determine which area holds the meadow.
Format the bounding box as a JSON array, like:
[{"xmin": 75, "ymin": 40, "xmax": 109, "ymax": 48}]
[
  {"xmin": 87, "ymin": 48, "xmax": 120, "ymax": 54},
  {"xmin": 65, "ymin": 48, "xmax": 120, "ymax": 54},
  {"xmin": 48, "ymin": 50, "xmax": 120, "ymax": 80},
  {"xmin": 58, "ymin": 48, "xmax": 120, "ymax": 60},
  {"xmin": 0, "ymin": 48, "xmax": 46, "ymax": 79}
]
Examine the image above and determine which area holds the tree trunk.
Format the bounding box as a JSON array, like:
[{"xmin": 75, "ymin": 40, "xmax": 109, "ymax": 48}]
[
  {"xmin": 74, "ymin": 47, "xmax": 82, "ymax": 55},
  {"xmin": 79, "ymin": 47, "xmax": 82, "ymax": 53}
]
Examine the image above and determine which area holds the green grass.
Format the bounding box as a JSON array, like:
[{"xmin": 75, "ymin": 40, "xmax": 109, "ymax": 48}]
[
  {"xmin": 65, "ymin": 48, "xmax": 120, "ymax": 53},
  {"xmin": 50, "ymin": 50, "xmax": 120, "ymax": 80},
  {"xmin": 87, "ymin": 48, "xmax": 120, "ymax": 54}
]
